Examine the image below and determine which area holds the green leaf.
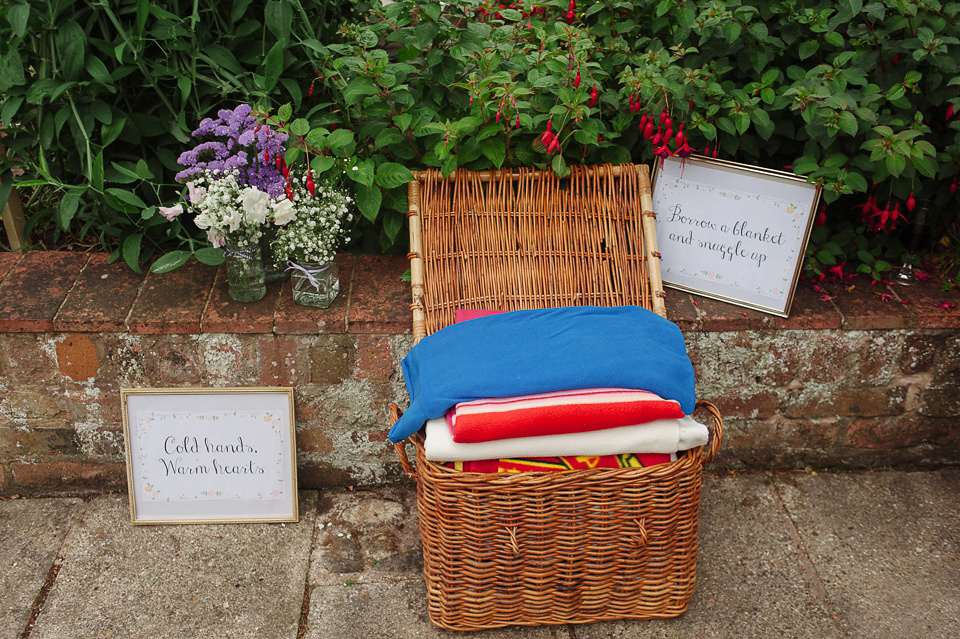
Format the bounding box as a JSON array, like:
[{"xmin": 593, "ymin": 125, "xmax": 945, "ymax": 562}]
[
  {"xmin": 798, "ymin": 41, "xmax": 819, "ymax": 60},
  {"xmin": 277, "ymin": 103, "xmax": 293, "ymax": 121},
  {"xmin": 824, "ymin": 31, "xmax": 844, "ymax": 47},
  {"xmin": 375, "ymin": 128, "xmax": 405, "ymax": 149},
  {"xmin": 326, "ymin": 128, "xmax": 355, "ymax": 151},
  {"xmin": 793, "ymin": 156, "xmax": 819, "ymax": 174},
  {"xmin": 151, "ymin": 251, "xmax": 191, "ymax": 274},
  {"xmin": 393, "ymin": 113, "xmax": 412, "ymax": 132},
  {"xmin": 7, "ymin": 3, "xmax": 30, "ymax": 38},
  {"xmin": 310, "ymin": 155, "xmax": 335, "ymax": 175},
  {"xmin": 817, "ymin": 250, "xmax": 837, "ymax": 265},
  {"xmin": 423, "ymin": 2, "xmax": 441, "ymax": 21},
  {"xmin": 383, "ymin": 210, "xmax": 404, "ymax": 243},
  {"xmin": 265, "ymin": 0, "xmax": 293, "ymax": 45},
  {"xmin": 135, "ymin": 159, "xmax": 153, "ymax": 180},
  {"xmin": 102, "ymin": 116, "xmax": 126, "ymax": 147},
  {"xmin": 289, "ymin": 118, "xmax": 310, "ymax": 136},
  {"xmin": 56, "ymin": 21, "xmax": 86, "ymax": 81},
  {"xmin": 552, "ymin": 154, "xmax": 569, "ymax": 178},
  {"xmin": 123, "ymin": 233, "xmax": 144, "ymax": 273},
  {"xmin": 838, "ymin": 111, "xmax": 858, "ymax": 136},
  {"xmin": 885, "ymin": 153, "xmax": 906, "ymax": 177},
  {"xmin": 1, "ymin": 96, "xmax": 23, "ymax": 125},
  {"xmin": 92, "ymin": 151, "xmax": 104, "ymax": 192},
  {"xmin": 262, "ymin": 42, "xmax": 284, "ymax": 92},
  {"xmin": 348, "ymin": 159, "xmax": 375, "ymax": 186},
  {"xmin": 375, "ymin": 162, "xmax": 415, "ymax": 189},
  {"xmin": 344, "ymin": 77, "xmax": 379, "ymax": 106},
  {"xmin": 106, "ymin": 187, "xmax": 147, "ymax": 209},
  {"xmin": 355, "ymin": 183, "xmax": 382, "ymax": 222},
  {"xmin": 193, "ymin": 247, "xmax": 225, "ymax": 266},
  {"xmin": 481, "ymin": 138, "xmax": 506, "ymax": 169},
  {"xmin": 441, "ymin": 155, "xmax": 457, "ymax": 178},
  {"xmin": 57, "ymin": 189, "xmax": 83, "ymax": 230}
]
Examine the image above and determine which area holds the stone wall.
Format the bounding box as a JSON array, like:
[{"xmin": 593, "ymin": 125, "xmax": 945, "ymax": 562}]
[{"xmin": 0, "ymin": 251, "xmax": 958, "ymax": 494}]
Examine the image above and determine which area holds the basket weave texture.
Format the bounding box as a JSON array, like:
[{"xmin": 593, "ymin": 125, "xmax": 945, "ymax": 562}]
[{"xmin": 392, "ymin": 164, "xmax": 723, "ymax": 631}]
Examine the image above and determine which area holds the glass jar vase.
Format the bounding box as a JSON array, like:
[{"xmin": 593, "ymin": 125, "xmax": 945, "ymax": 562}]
[
  {"xmin": 289, "ymin": 261, "xmax": 340, "ymax": 308},
  {"xmin": 224, "ymin": 236, "xmax": 267, "ymax": 303},
  {"xmin": 260, "ymin": 225, "xmax": 290, "ymax": 284}
]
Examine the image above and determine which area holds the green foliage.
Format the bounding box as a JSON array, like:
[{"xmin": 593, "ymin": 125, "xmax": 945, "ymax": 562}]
[
  {"xmin": 0, "ymin": 0, "xmax": 348, "ymax": 266},
  {"xmin": 2, "ymin": 0, "xmax": 959, "ymax": 275}
]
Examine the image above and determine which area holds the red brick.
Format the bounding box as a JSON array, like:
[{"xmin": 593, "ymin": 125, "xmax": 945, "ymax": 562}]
[
  {"xmin": 257, "ymin": 336, "xmax": 303, "ymax": 386},
  {"xmin": 201, "ymin": 264, "xmax": 281, "ymax": 333},
  {"xmin": 309, "ymin": 335, "xmax": 355, "ymax": 385},
  {"xmin": 0, "ymin": 427, "xmax": 79, "ymax": 457},
  {"xmin": 0, "ymin": 251, "xmax": 23, "ymax": 282},
  {"xmin": 11, "ymin": 460, "xmax": 125, "ymax": 490},
  {"xmin": 53, "ymin": 253, "xmax": 145, "ymax": 332},
  {"xmin": 297, "ymin": 428, "xmax": 334, "ymax": 453},
  {"xmin": 127, "ymin": 261, "xmax": 216, "ymax": 334},
  {"xmin": 140, "ymin": 334, "xmax": 201, "ymax": 385},
  {"xmin": 274, "ymin": 253, "xmax": 351, "ymax": 334},
  {"xmin": 693, "ymin": 295, "xmax": 774, "ymax": 332},
  {"xmin": 0, "ymin": 333, "xmax": 57, "ymax": 385},
  {"xmin": 3, "ymin": 388, "xmax": 72, "ymax": 424},
  {"xmin": 919, "ymin": 388, "xmax": 960, "ymax": 418},
  {"xmin": 710, "ymin": 389, "xmax": 779, "ymax": 420},
  {"xmin": 783, "ymin": 386, "xmax": 908, "ymax": 419},
  {"xmin": 845, "ymin": 416, "xmax": 959, "ymax": 449},
  {"xmin": 833, "ymin": 279, "xmax": 914, "ymax": 330},
  {"xmin": 0, "ymin": 251, "xmax": 90, "ymax": 332},
  {"xmin": 899, "ymin": 333, "xmax": 946, "ymax": 375},
  {"xmin": 55, "ymin": 334, "xmax": 99, "ymax": 381},
  {"xmin": 347, "ymin": 254, "xmax": 411, "ymax": 334},
  {"xmin": 900, "ymin": 280, "xmax": 960, "ymax": 329},
  {"xmin": 773, "ymin": 281, "xmax": 843, "ymax": 330},
  {"xmin": 722, "ymin": 417, "xmax": 840, "ymax": 450},
  {"xmin": 355, "ymin": 335, "xmax": 394, "ymax": 384},
  {"xmin": 664, "ymin": 291, "xmax": 701, "ymax": 331}
]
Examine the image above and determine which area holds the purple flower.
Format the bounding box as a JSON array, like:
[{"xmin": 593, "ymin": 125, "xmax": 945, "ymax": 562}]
[{"xmin": 176, "ymin": 103, "xmax": 288, "ymax": 195}]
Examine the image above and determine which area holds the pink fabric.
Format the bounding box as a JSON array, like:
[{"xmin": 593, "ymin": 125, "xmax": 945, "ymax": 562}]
[{"xmin": 454, "ymin": 309, "xmax": 506, "ymax": 323}]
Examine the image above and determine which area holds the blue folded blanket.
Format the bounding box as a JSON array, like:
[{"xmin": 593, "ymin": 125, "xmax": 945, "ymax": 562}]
[{"xmin": 388, "ymin": 306, "xmax": 696, "ymax": 443}]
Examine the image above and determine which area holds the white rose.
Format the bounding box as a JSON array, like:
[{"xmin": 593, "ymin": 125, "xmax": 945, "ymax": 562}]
[
  {"xmin": 271, "ymin": 199, "xmax": 296, "ymax": 225},
  {"xmin": 240, "ymin": 187, "xmax": 271, "ymax": 225}
]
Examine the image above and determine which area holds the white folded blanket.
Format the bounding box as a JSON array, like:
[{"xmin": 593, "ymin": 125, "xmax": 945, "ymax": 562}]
[{"xmin": 424, "ymin": 414, "xmax": 710, "ymax": 462}]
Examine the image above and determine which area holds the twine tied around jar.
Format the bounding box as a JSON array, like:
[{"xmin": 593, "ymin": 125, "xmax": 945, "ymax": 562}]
[
  {"xmin": 223, "ymin": 245, "xmax": 259, "ymax": 260},
  {"xmin": 285, "ymin": 261, "xmax": 332, "ymax": 290}
]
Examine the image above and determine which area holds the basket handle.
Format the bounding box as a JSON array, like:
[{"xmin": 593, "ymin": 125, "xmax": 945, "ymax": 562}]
[
  {"xmin": 389, "ymin": 403, "xmax": 418, "ymax": 481},
  {"xmin": 695, "ymin": 400, "xmax": 724, "ymax": 464}
]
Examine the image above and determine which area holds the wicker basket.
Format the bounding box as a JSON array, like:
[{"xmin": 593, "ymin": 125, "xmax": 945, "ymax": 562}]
[{"xmin": 390, "ymin": 164, "xmax": 724, "ymax": 631}]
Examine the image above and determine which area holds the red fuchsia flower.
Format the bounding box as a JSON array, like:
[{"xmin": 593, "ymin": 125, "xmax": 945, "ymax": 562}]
[
  {"xmin": 264, "ymin": 149, "xmax": 270, "ymax": 163},
  {"xmin": 916, "ymin": 271, "xmax": 931, "ymax": 282},
  {"xmin": 276, "ymin": 155, "xmax": 284, "ymax": 170},
  {"xmin": 951, "ymin": 179, "xmax": 958, "ymax": 195},
  {"xmin": 815, "ymin": 205, "xmax": 827, "ymax": 227},
  {"xmin": 880, "ymin": 293, "xmax": 894, "ymax": 302},
  {"xmin": 828, "ymin": 264, "xmax": 845, "ymax": 278},
  {"xmin": 907, "ymin": 191, "xmax": 916, "ymax": 212},
  {"xmin": 676, "ymin": 141, "xmax": 693, "ymax": 158},
  {"xmin": 948, "ymin": 103, "xmax": 955, "ymax": 120},
  {"xmin": 588, "ymin": 85, "xmax": 599, "ymax": 108},
  {"xmin": 643, "ymin": 120, "xmax": 654, "ymax": 139},
  {"xmin": 285, "ymin": 183, "xmax": 294, "ymax": 201},
  {"xmin": 306, "ymin": 171, "xmax": 316, "ymax": 196},
  {"xmin": 937, "ymin": 301, "xmax": 957, "ymax": 310},
  {"xmin": 574, "ymin": 70, "xmax": 581, "ymax": 88},
  {"xmin": 653, "ymin": 143, "xmax": 671, "ymax": 159}
]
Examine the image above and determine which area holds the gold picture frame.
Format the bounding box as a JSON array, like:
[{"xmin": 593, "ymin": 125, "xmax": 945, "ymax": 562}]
[
  {"xmin": 651, "ymin": 155, "xmax": 822, "ymax": 317},
  {"xmin": 121, "ymin": 387, "xmax": 298, "ymax": 525}
]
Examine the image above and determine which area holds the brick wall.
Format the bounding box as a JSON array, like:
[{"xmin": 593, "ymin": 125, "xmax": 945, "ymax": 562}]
[{"xmin": 0, "ymin": 251, "xmax": 958, "ymax": 494}]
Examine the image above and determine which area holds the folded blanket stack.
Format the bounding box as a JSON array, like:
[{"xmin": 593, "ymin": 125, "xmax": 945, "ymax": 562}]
[{"xmin": 390, "ymin": 306, "xmax": 709, "ymax": 473}]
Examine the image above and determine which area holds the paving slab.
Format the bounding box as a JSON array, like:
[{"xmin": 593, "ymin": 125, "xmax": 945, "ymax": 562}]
[
  {"xmin": 775, "ymin": 469, "xmax": 960, "ymax": 638},
  {"xmin": 29, "ymin": 492, "xmax": 318, "ymax": 639},
  {"xmin": 0, "ymin": 498, "xmax": 82, "ymax": 639},
  {"xmin": 572, "ymin": 474, "xmax": 843, "ymax": 639},
  {"xmin": 305, "ymin": 580, "xmax": 572, "ymax": 639},
  {"xmin": 309, "ymin": 485, "xmax": 422, "ymax": 586}
]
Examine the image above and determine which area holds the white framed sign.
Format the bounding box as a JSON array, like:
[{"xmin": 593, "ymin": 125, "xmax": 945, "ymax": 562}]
[
  {"xmin": 651, "ymin": 155, "xmax": 821, "ymax": 317},
  {"xmin": 121, "ymin": 388, "xmax": 298, "ymax": 525}
]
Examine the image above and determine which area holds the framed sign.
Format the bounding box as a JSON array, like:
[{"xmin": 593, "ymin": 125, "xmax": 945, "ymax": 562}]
[
  {"xmin": 121, "ymin": 388, "xmax": 298, "ymax": 525},
  {"xmin": 651, "ymin": 155, "xmax": 821, "ymax": 317}
]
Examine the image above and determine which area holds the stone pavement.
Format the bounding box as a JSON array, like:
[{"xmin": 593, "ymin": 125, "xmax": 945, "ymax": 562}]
[{"xmin": 2, "ymin": 469, "xmax": 958, "ymax": 639}]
